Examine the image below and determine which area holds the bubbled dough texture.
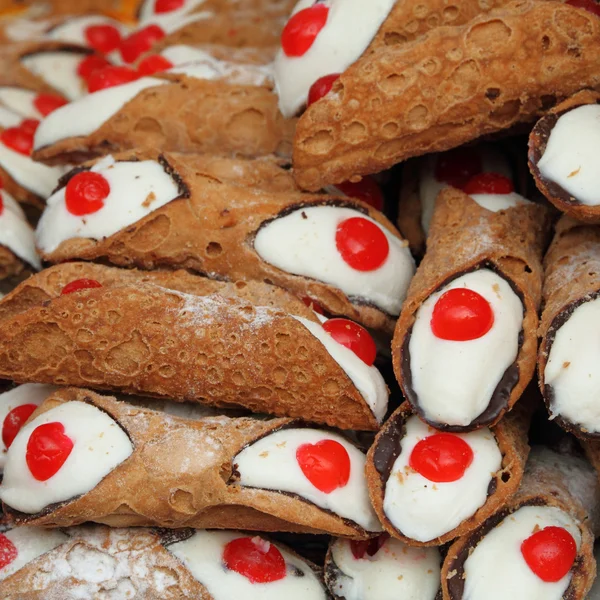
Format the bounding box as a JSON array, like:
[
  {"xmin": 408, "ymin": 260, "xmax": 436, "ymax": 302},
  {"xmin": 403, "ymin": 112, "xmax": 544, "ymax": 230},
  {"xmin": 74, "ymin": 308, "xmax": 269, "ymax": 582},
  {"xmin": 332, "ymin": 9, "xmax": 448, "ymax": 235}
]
[
  {"xmin": 392, "ymin": 188, "xmax": 549, "ymax": 428},
  {"xmin": 442, "ymin": 446, "xmax": 599, "ymax": 600},
  {"xmin": 293, "ymin": 1, "xmax": 600, "ymax": 191},
  {"xmin": 0, "ymin": 262, "xmax": 382, "ymax": 431},
  {"xmin": 38, "ymin": 149, "xmax": 403, "ymax": 333},
  {"xmin": 538, "ymin": 216, "xmax": 600, "ymax": 439},
  {"xmin": 3, "ymin": 388, "xmax": 374, "ymax": 537},
  {"xmin": 365, "ymin": 401, "xmax": 530, "ymax": 547}
]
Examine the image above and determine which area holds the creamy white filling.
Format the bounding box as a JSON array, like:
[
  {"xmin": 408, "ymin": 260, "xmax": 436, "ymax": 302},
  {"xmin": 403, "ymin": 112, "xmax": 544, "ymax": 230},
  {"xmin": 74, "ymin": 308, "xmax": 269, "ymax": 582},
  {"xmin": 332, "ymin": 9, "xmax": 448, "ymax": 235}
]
[
  {"xmin": 163, "ymin": 46, "xmax": 273, "ymax": 86},
  {"xmin": 0, "ymin": 401, "xmax": 133, "ymax": 514},
  {"xmin": 254, "ymin": 206, "xmax": 414, "ymax": 315},
  {"xmin": 0, "ymin": 107, "xmax": 22, "ymax": 129},
  {"xmin": 3, "ymin": 18, "xmax": 50, "ymax": 42},
  {"xmin": 0, "ymin": 87, "xmax": 43, "ymax": 120},
  {"xmin": 46, "ymin": 15, "xmax": 129, "ymax": 46},
  {"xmin": 329, "ymin": 536, "xmax": 440, "ymax": 600},
  {"xmin": 291, "ymin": 315, "xmax": 388, "ymax": 422},
  {"xmin": 418, "ymin": 149, "xmax": 513, "ymax": 234},
  {"xmin": 0, "ymin": 190, "xmax": 42, "ymax": 269},
  {"xmin": 20, "ymin": 52, "xmax": 87, "ymax": 101},
  {"xmin": 383, "ymin": 416, "xmax": 502, "ymax": 542},
  {"xmin": 167, "ymin": 530, "xmax": 327, "ymax": 600},
  {"xmin": 409, "ymin": 269, "xmax": 523, "ymax": 427},
  {"xmin": 36, "ymin": 155, "xmax": 181, "ymax": 254},
  {"xmin": 0, "ymin": 527, "xmax": 69, "ymax": 581},
  {"xmin": 0, "ymin": 384, "xmax": 57, "ymax": 469},
  {"xmin": 470, "ymin": 192, "xmax": 531, "ymax": 213},
  {"xmin": 537, "ymin": 104, "xmax": 600, "ymax": 206},
  {"xmin": 463, "ymin": 506, "xmax": 581, "ymax": 600},
  {"xmin": 34, "ymin": 77, "xmax": 166, "ymax": 150},
  {"xmin": 545, "ymin": 296, "xmax": 600, "ymax": 433},
  {"xmin": 0, "ymin": 141, "xmax": 66, "ymax": 199},
  {"xmin": 234, "ymin": 428, "xmax": 382, "ymax": 532},
  {"xmin": 139, "ymin": 0, "xmax": 207, "ymax": 23},
  {"xmin": 274, "ymin": 0, "xmax": 396, "ymax": 117}
]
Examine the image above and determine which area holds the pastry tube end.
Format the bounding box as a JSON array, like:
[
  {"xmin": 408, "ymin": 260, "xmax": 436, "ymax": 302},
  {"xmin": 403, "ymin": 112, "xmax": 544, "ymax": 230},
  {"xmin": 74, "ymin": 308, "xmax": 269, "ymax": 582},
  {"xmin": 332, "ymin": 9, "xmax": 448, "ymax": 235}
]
[
  {"xmin": 365, "ymin": 401, "xmax": 530, "ymax": 546},
  {"xmin": 529, "ymin": 90, "xmax": 600, "ymax": 223},
  {"xmin": 392, "ymin": 188, "xmax": 549, "ymax": 431}
]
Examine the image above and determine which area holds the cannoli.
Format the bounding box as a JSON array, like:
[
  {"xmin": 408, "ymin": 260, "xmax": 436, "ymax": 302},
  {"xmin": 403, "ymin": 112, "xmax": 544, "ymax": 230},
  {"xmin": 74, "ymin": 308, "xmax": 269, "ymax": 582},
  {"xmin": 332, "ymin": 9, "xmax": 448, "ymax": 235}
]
[
  {"xmin": 0, "ymin": 261, "xmax": 389, "ymax": 430},
  {"xmin": 0, "ymin": 187, "xmax": 41, "ymax": 278},
  {"xmin": 397, "ymin": 142, "xmax": 521, "ymax": 255},
  {"xmin": 538, "ymin": 217, "xmax": 600, "ymax": 439},
  {"xmin": 0, "ymin": 525, "xmax": 329, "ymax": 600},
  {"xmin": 325, "ymin": 534, "xmax": 442, "ymax": 600},
  {"xmin": 529, "ymin": 90, "xmax": 600, "ymax": 223},
  {"xmin": 34, "ymin": 150, "xmax": 414, "ymax": 332},
  {"xmin": 32, "ymin": 69, "xmax": 295, "ymax": 163},
  {"xmin": 392, "ymin": 186, "xmax": 549, "ymax": 431},
  {"xmin": 292, "ymin": 0, "xmax": 600, "ymax": 191},
  {"xmin": 0, "ymin": 387, "xmax": 382, "ymax": 535},
  {"xmin": 274, "ymin": 0, "xmax": 519, "ymax": 119},
  {"xmin": 0, "ymin": 0, "xmax": 126, "ymax": 18},
  {"xmin": 365, "ymin": 401, "xmax": 530, "ymax": 546},
  {"xmin": 441, "ymin": 445, "xmax": 599, "ymax": 600}
]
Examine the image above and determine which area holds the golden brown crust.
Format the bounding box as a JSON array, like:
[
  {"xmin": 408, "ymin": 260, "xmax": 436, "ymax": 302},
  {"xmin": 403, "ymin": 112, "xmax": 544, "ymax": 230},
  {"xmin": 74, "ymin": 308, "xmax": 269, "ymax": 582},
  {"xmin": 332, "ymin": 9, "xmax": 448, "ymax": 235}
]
[
  {"xmin": 396, "ymin": 157, "xmax": 426, "ymax": 256},
  {"xmin": 528, "ymin": 90, "xmax": 600, "ymax": 223},
  {"xmin": 392, "ymin": 188, "xmax": 550, "ymax": 429},
  {"xmin": 4, "ymin": 388, "xmax": 373, "ymax": 536},
  {"xmin": 39, "ymin": 150, "xmax": 403, "ymax": 332},
  {"xmin": 33, "ymin": 76, "xmax": 296, "ymax": 165},
  {"xmin": 441, "ymin": 447, "xmax": 598, "ymax": 599},
  {"xmin": 0, "ymin": 263, "xmax": 383, "ymax": 430},
  {"xmin": 538, "ymin": 217, "xmax": 600, "ymax": 439},
  {"xmin": 293, "ymin": 0, "xmax": 600, "ymax": 191},
  {"xmin": 0, "ymin": 244, "xmax": 27, "ymax": 281},
  {"xmin": 365, "ymin": 401, "xmax": 530, "ymax": 546}
]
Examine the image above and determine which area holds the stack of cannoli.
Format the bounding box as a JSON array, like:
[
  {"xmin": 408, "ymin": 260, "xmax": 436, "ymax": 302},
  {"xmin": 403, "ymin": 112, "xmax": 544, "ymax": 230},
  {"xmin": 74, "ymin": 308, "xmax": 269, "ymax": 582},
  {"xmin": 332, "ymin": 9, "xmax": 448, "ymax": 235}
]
[{"xmin": 0, "ymin": 0, "xmax": 598, "ymax": 597}]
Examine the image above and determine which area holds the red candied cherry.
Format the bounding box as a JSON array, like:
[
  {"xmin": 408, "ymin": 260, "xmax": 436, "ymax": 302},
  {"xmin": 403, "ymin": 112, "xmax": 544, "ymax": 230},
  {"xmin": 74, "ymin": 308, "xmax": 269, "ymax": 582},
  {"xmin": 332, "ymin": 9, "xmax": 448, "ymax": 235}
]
[
  {"xmin": 434, "ymin": 147, "xmax": 483, "ymax": 189},
  {"xmin": 307, "ymin": 73, "xmax": 340, "ymax": 107},
  {"xmin": 431, "ymin": 288, "xmax": 494, "ymax": 341},
  {"xmin": 84, "ymin": 24, "xmax": 122, "ymax": 53},
  {"xmin": 119, "ymin": 24, "xmax": 166, "ymax": 64},
  {"xmin": 335, "ymin": 216, "xmax": 389, "ymax": 271},
  {"xmin": 301, "ymin": 295, "xmax": 325, "ymax": 315},
  {"xmin": 155, "ymin": 0, "xmax": 185, "ymax": 12},
  {"xmin": 0, "ymin": 534, "xmax": 18, "ymax": 570},
  {"xmin": 26, "ymin": 422, "xmax": 74, "ymax": 481},
  {"xmin": 65, "ymin": 171, "xmax": 110, "ymax": 216},
  {"xmin": 61, "ymin": 278, "xmax": 103, "ymax": 295},
  {"xmin": 409, "ymin": 433, "xmax": 474, "ymax": 483},
  {"xmin": 33, "ymin": 93, "xmax": 67, "ymax": 116},
  {"xmin": 335, "ymin": 176, "xmax": 384, "ymax": 211},
  {"xmin": 350, "ymin": 533, "xmax": 390, "ymax": 559},
  {"xmin": 223, "ymin": 537, "xmax": 286, "ymax": 583},
  {"xmin": 281, "ymin": 4, "xmax": 329, "ymax": 57},
  {"xmin": 521, "ymin": 526, "xmax": 577, "ymax": 583},
  {"xmin": 463, "ymin": 172, "xmax": 515, "ymax": 195},
  {"xmin": 137, "ymin": 54, "xmax": 173, "ymax": 76},
  {"xmin": 2, "ymin": 403, "xmax": 38, "ymax": 449},
  {"xmin": 0, "ymin": 194, "xmax": 4, "ymax": 216},
  {"xmin": 0, "ymin": 127, "xmax": 33, "ymax": 155},
  {"xmin": 296, "ymin": 439, "xmax": 351, "ymax": 493},
  {"xmin": 19, "ymin": 119, "xmax": 39, "ymax": 135},
  {"xmin": 323, "ymin": 318, "xmax": 377, "ymax": 366},
  {"xmin": 567, "ymin": 0, "xmax": 600, "ymax": 16},
  {"xmin": 87, "ymin": 65, "xmax": 140, "ymax": 93},
  {"xmin": 77, "ymin": 55, "xmax": 111, "ymax": 81}
]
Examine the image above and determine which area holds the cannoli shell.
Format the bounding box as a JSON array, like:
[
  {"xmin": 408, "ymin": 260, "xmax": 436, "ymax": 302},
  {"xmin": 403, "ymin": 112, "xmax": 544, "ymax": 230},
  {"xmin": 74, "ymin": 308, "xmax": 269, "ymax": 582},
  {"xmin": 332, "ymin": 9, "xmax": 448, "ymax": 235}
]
[
  {"xmin": 3, "ymin": 388, "xmax": 374, "ymax": 536},
  {"xmin": 441, "ymin": 446, "xmax": 599, "ymax": 599},
  {"xmin": 365, "ymin": 400, "xmax": 531, "ymax": 546},
  {"xmin": 39, "ymin": 149, "xmax": 403, "ymax": 333},
  {"xmin": 0, "ymin": 0, "xmax": 126, "ymax": 18},
  {"xmin": 33, "ymin": 76, "xmax": 295, "ymax": 165},
  {"xmin": 392, "ymin": 188, "xmax": 550, "ymax": 429},
  {"xmin": 0, "ymin": 244, "xmax": 29, "ymax": 281},
  {"xmin": 539, "ymin": 217, "xmax": 600, "ymax": 439},
  {"xmin": 292, "ymin": 0, "xmax": 600, "ymax": 191},
  {"xmin": 529, "ymin": 89, "xmax": 600, "ymax": 223},
  {"xmin": 0, "ymin": 263, "xmax": 383, "ymax": 430}
]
